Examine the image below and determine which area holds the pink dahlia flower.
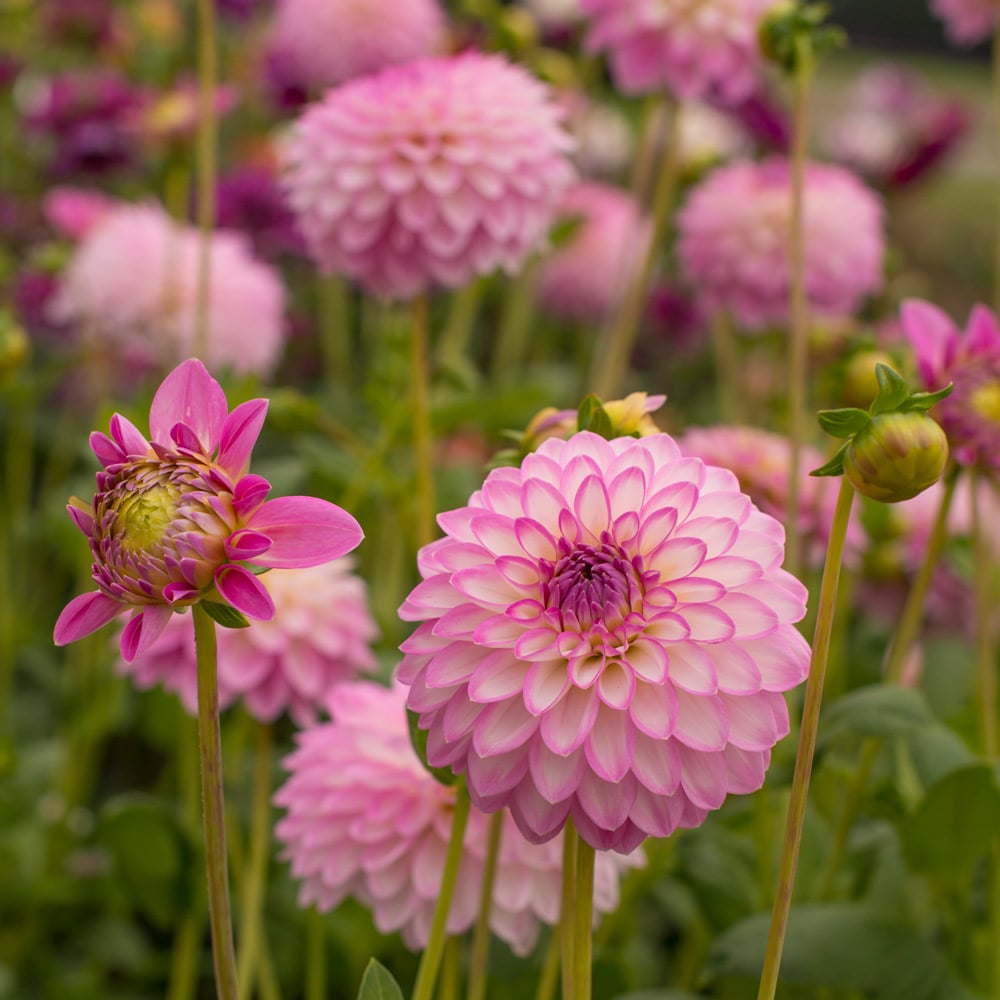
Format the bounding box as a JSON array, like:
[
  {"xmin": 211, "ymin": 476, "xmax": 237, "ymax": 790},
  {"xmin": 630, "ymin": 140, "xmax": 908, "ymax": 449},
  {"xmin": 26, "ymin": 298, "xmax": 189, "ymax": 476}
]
[
  {"xmin": 50, "ymin": 202, "xmax": 287, "ymax": 377},
  {"xmin": 537, "ymin": 182, "xmax": 651, "ymax": 323},
  {"xmin": 282, "ymin": 53, "xmax": 576, "ymax": 299},
  {"xmin": 579, "ymin": 0, "xmax": 779, "ymax": 104},
  {"xmin": 901, "ymin": 299, "xmax": 1000, "ymax": 469},
  {"xmin": 274, "ymin": 681, "xmax": 636, "ymax": 952},
  {"xmin": 931, "ymin": 0, "xmax": 999, "ymax": 45},
  {"xmin": 120, "ymin": 560, "xmax": 378, "ymax": 725},
  {"xmin": 676, "ymin": 157, "xmax": 886, "ymax": 332},
  {"xmin": 53, "ymin": 359, "xmax": 364, "ymax": 663},
  {"xmin": 267, "ymin": 0, "xmax": 445, "ymax": 92},
  {"xmin": 397, "ymin": 431, "xmax": 810, "ymax": 853}
]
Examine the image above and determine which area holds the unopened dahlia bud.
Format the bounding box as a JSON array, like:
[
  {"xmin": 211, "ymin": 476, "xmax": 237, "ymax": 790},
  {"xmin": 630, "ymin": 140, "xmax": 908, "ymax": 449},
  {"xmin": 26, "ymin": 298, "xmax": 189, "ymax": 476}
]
[{"xmin": 601, "ymin": 392, "xmax": 665, "ymax": 436}]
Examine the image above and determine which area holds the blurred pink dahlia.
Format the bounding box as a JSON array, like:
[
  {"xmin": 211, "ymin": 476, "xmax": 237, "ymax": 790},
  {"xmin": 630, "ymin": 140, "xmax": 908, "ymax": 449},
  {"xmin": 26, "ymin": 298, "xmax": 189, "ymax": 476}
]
[
  {"xmin": 50, "ymin": 202, "xmax": 286, "ymax": 376},
  {"xmin": 901, "ymin": 299, "xmax": 1000, "ymax": 469},
  {"xmin": 676, "ymin": 157, "xmax": 885, "ymax": 332},
  {"xmin": 120, "ymin": 560, "xmax": 378, "ymax": 725},
  {"xmin": 931, "ymin": 0, "xmax": 999, "ymax": 45},
  {"xmin": 282, "ymin": 53, "xmax": 576, "ymax": 299},
  {"xmin": 53, "ymin": 359, "xmax": 364, "ymax": 662},
  {"xmin": 537, "ymin": 182, "xmax": 651, "ymax": 323},
  {"xmin": 579, "ymin": 0, "xmax": 779, "ymax": 103},
  {"xmin": 267, "ymin": 0, "xmax": 446, "ymax": 92},
  {"xmin": 274, "ymin": 681, "xmax": 635, "ymax": 952},
  {"xmin": 398, "ymin": 431, "xmax": 810, "ymax": 853}
]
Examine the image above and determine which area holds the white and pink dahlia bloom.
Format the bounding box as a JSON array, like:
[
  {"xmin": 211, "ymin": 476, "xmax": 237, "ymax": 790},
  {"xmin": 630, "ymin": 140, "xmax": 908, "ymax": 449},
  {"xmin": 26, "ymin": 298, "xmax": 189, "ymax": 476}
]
[
  {"xmin": 53, "ymin": 359, "xmax": 364, "ymax": 663},
  {"xmin": 120, "ymin": 560, "xmax": 378, "ymax": 725},
  {"xmin": 282, "ymin": 53, "xmax": 576, "ymax": 300},
  {"xmin": 580, "ymin": 0, "xmax": 779, "ymax": 103},
  {"xmin": 397, "ymin": 431, "xmax": 810, "ymax": 853},
  {"xmin": 677, "ymin": 157, "xmax": 885, "ymax": 332},
  {"xmin": 50, "ymin": 202, "xmax": 286, "ymax": 376},
  {"xmin": 274, "ymin": 681, "xmax": 634, "ymax": 952},
  {"xmin": 931, "ymin": 0, "xmax": 999, "ymax": 45},
  {"xmin": 267, "ymin": 0, "xmax": 446, "ymax": 91}
]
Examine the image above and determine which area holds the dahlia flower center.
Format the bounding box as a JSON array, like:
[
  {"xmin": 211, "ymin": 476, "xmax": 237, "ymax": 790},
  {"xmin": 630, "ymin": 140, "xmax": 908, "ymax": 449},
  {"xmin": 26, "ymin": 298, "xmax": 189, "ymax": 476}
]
[
  {"xmin": 544, "ymin": 541, "xmax": 641, "ymax": 630},
  {"xmin": 970, "ymin": 380, "xmax": 1000, "ymax": 426},
  {"xmin": 114, "ymin": 480, "xmax": 182, "ymax": 555}
]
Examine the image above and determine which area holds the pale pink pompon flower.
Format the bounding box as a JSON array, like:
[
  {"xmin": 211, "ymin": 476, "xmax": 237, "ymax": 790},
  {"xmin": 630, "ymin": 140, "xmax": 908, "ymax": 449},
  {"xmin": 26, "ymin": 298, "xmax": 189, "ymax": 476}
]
[
  {"xmin": 282, "ymin": 52, "xmax": 576, "ymax": 300},
  {"xmin": 579, "ymin": 0, "xmax": 780, "ymax": 104},
  {"xmin": 676, "ymin": 157, "xmax": 885, "ymax": 332},
  {"xmin": 120, "ymin": 560, "xmax": 379, "ymax": 725},
  {"xmin": 931, "ymin": 0, "xmax": 999, "ymax": 45},
  {"xmin": 398, "ymin": 431, "xmax": 810, "ymax": 853},
  {"xmin": 53, "ymin": 359, "xmax": 364, "ymax": 663},
  {"xmin": 274, "ymin": 681, "xmax": 638, "ymax": 953}
]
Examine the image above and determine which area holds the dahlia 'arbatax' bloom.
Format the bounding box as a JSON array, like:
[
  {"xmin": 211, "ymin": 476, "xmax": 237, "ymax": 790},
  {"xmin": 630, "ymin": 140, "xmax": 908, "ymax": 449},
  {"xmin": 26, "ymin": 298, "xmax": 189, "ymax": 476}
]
[
  {"xmin": 282, "ymin": 53, "xmax": 576, "ymax": 299},
  {"xmin": 274, "ymin": 681, "xmax": 635, "ymax": 952},
  {"xmin": 676, "ymin": 157, "xmax": 885, "ymax": 331},
  {"xmin": 579, "ymin": 0, "xmax": 779, "ymax": 104},
  {"xmin": 931, "ymin": 0, "xmax": 999, "ymax": 45},
  {"xmin": 398, "ymin": 431, "xmax": 810, "ymax": 853},
  {"xmin": 267, "ymin": 0, "xmax": 446, "ymax": 92},
  {"xmin": 53, "ymin": 359, "xmax": 364, "ymax": 663},
  {"xmin": 900, "ymin": 299, "xmax": 1000, "ymax": 469},
  {"xmin": 120, "ymin": 560, "xmax": 379, "ymax": 725},
  {"xmin": 50, "ymin": 202, "xmax": 287, "ymax": 376}
]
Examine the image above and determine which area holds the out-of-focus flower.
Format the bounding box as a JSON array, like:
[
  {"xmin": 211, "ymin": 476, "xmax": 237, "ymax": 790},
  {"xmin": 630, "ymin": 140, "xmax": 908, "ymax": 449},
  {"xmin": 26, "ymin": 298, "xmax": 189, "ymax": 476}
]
[
  {"xmin": 216, "ymin": 165, "xmax": 305, "ymax": 260},
  {"xmin": 676, "ymin": 157, "xmax": 885, "ymax": 332},
  {"xmin": 50, "ymin": 201, "xmax": 287, "ymax": 376},
  {"xmin": 120, "ymin": 560, "xmax": 378, "ymax": 725},
  {"xmin": 217, "ymin": 0, "xmax": 273, "ymax": 21},
  {"xmin": 43, "ymin": 187, "xmax": 117, "ymax": 241},
  {"xmin": 675, "ymin": 102, "xmax": 749, "ymax": 172},
  {"xmin": 580, "ymin": 0, "xmax": 780, "ymax": 104},
  {"xmin": 537, "ymin": 182, "xmax": 651, "ymax": 322},
  {"xmin": 53, "ymin": 358, "xmax": 364, "ymax": 662},
  {"xmin": 560, "ymin": 93, "xmax": 635, "ymax": 180},
  {"xmin": 521, "ymin": 0, "xmax": 581, "ymax": 32},
  {"xmin": 398, "ymin": 431, "xmax": 810, "ymax": 853},
  {"xmin": 127, "ymin": 80, "xmax": 239, "ymax": 149},
  {"xmin": 901, "ymin": 299, "xmax": 1000, "ymax": 470},
  {"xmin": 274, "ymin": 681, "xmax": 637, "ymax": 952},
  {"xmin": 267, "ymin": 0, "xmax": 446, "ymax": 92},
  {"xmin": 42, "ymin": 0, "xmax": 114, "ymax": 47},
  {"xmin": 727, "ymin": 87, "xmax": 790, "ymax": 153},
  {"xmin": 283, "ymin": 53, "xmax": 576, "ymax": 300},
  {"xmin": 520, "ymin": 393, "xmax": 665, "ymax": 454},
  {"xmin": 931, "ymin": 0, "xmax": 999, "ymax": 45}
]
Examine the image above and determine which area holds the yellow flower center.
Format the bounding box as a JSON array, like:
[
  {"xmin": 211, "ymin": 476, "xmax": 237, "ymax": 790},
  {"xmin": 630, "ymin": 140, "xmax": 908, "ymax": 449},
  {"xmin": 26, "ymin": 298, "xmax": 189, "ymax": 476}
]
[
  {"xmin": 116, "ymin": 482, "xmax": 181, "ymax": 555},
  {"xmin": 970, "ymin": 382, "xmax": 1000, "ymax": 426}
]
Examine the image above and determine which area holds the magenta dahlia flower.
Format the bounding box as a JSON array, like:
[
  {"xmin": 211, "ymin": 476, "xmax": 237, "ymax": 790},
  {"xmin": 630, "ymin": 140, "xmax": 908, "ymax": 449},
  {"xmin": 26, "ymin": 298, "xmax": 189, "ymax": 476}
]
[
  {"xmin": 579, "ymin": 0, "xmax": 779, "ymax": 104},
  {"xmin": 901, "ymin": 299, "xmax": 1000, "ymax": 469},
  {"xmin": 931, "ymin": 0, "xmax": 999, "ymax": 45},
  {"xmin": 274, "ymin": 681, "xmax": 636, "ymax": 952},
  {"xmin": 282, "ymin": 52, "xmax": 576, "ymax": 300},
  {"xmin": 120, "ymin": 559, "xmax": 378, "ymax": 724},
  {"xmin": 397, "ymin": 431, "xmax": 810, "ymax": 853},
  {"xmin": 267, "ymin": 0, "xmax": 446, "ymax": 91},
  {"xmin": 53, "ymin": 359, "xmax": 364, "ymax": 663},
  {"xmin": 676, "ymin": 157, "xmax": 885, "ymax": 332}
]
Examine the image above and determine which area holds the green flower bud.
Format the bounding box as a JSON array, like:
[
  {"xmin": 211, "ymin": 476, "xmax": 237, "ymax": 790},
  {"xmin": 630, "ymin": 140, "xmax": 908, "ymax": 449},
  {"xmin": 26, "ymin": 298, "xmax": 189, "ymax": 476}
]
[{"xmin": 842, "ymin": 411, "xmax": 949, "ymax": 503}]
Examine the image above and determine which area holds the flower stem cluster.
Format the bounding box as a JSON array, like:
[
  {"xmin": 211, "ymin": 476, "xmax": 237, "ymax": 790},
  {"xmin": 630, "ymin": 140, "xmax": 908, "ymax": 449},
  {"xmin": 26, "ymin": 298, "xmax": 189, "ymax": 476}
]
[{"xmin": 759, "ymin": 2, "xmax": 846, "ymax": 76}]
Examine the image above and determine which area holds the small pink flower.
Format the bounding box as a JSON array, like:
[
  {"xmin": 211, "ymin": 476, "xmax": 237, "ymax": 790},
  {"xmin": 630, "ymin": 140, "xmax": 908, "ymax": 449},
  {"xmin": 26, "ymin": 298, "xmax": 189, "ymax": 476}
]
[
  {"xmin": 579, "ymin": 0, "xmax": 780, "ymax": 104},
  {"xmin": 43, "ymin": 186, "xmax": 116, "ymax": 240},
  {"xmin": 398, "ymin": 431, "xmax": 810, "ymax": 853},
  {"xmin": 676, "ymin": 157, "xmax": 885, "ymax": 331},
  {"xmin": 120, "ymin": 560, "xmax": 379, "ymax": 725},
  {"xmin": 900, "ymin": 299, "xmax": 1000, "ymax": 469},
  {"xmin": 282, "ymin": 53, "xmax": 576, "ymax": 300},
  {"xmin": 54, "ymin": 359, "xmax": 364, "ymax": 663},
  {"xmin": 274, "ymin": 681, "xmax": 637, "ymax": 953},
  {"xmin": 931, "ymin": 0, "xmax": 999, "ymax": 45}
]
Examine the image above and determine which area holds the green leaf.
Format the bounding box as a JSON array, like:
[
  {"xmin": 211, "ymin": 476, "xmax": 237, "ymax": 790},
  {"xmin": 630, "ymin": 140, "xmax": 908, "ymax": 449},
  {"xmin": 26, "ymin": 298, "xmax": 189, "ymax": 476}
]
[
  {"xmin": 818, "ymin": 685, "xmax": 935, "ymax": 749},
  {"xmin": 900, "ymin": 383, "xmax": 954, "ymax": 412},
  {"xmin": 870, "ymin": 363, "xmax": 911, "ymax": 415},
  {"xmin": 407, "ymin": 707, "xmax": 458, "ymax": 787},
  {"xmin": 200, "ymin": 601, "xmax": 251, "ymax": 629},
  {"xmin": 905, "ymin": 724, "xmax": 975, "ymax": 789},
  {"xmin": 549, "ymin": 213, "xmax": 585, "ymax": 249},
  {"xmin": 809, "ymin": 441, "xmax": 850, "ymax": 478},
  {"xmin": 577, "ymin": 394, "xmax": 615, "ymax": 439},
  {"xmin": 817, "ymin": 407, "xmax": 871, "ymax": 439},
  {"xmin": 901, "ymin": 765, "xmax": 1000, "ymax": 876},
  {"xmin": 357, "ymin": 958, "xmax": 405, "ymax": 1000}
]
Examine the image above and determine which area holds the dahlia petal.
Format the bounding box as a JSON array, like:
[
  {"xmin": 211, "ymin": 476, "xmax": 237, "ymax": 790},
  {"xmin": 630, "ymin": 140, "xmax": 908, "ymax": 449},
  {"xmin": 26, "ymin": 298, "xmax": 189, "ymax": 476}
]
[
  {"xmin": 628, "ymin": 679, "xmax": 678, "ymax": 739},
  {"xmin": 678, "ymin": 516, "xmax": 738, "ymax": 559},
  {"xmin": 745, "ymin": 577, "xmax": 807, "ymax": 624},
  {"xmin": 468, "ymin": 653, "xmax": 531, "ymax": 703},
  {"xmin": 66, "ymin": 502, "xmax": 95, "ymax": 536},
  {"xmin": 521, "ymin": 479, "xmax": 568, "ymax": 534},
  {"xmin": 625, "ymin": 639, "xmax": 668, "ymax": 684},
  {"xmin": 629, "ymin": 782, "xmax": 686, "ymax": 839},
  {"xmin": 698, "ymin": 556, "xmax": 763, "ymax": 588},
  {"xmin": 150, "ymin": 358, "xmax": 228, "ymax": 452},
  {"xmin": 597, "ymin": 661, "xmax": 635, "ymax": 710},
  {"xmin": 727, "ymin": 529, "xmax": 784, "ymax": 570},
  {"xmin": 742, "ymin": 628, "xmax": 810, "ymax": 690},
  {"xmin": 433, "ymin": 603, "xmax": 493, "ymax": 638},
  {"xmin": 53, "ymin": 591, "xmax": 125, "ymax": 646},
  {"xmin": 528, "ymin": 740, "xmax": 586, "ymax": 802},
  {"xmin": 574, "ymin": 474, "xmax": 612, "ymax": 539},
  {"xmin": 722, "ymin": 744, "xmax": 767, "ymax": 795},
  {"xmin": 442, "ymin": 691, "xmax": 487, "ymax": 742},
  {"xmin": 647, "ymin": 536, "xmax": 707, "ymax": 583},
  {"xmin": 632, "ymin": 507, "xmax": 678, "ymax": 558},
  {"xmin": 631, "ymin": 731, "xmax": 681, "ymax": 795},
  {"xmin": 678, "ymin": 746, "xmax": 728, "ymax": 810},
  {"xmin": 470, "ymin": 512, "xmax": 526, "ymax": 557},
  {"xmin": 171, "ymin": 422, "xmax": 204, "ymax": 453},
  {"xmin": 666, "ymin": 643, "xmax": 718, "ymax": 695},
  {"xmin": 667, "ymin": 577, "xmax": 726, "ymax": 604},
  {"xmin": 966, "ymin": 304, "xmax": 1000, "ymax": 355},
  {"xmin": 576, "ymin": 767, "xmax": 636, "ymax": 830},
  {"xmin": 515, "ymin": 627, "xmax": 560, "ymax": 661},
  {"xmin": 162, "ymin": 581, "xmax": 201, "ymax": 604},
  {"xmin": 540, "ymin": 685, "xmax": 600, "ymax": 755},
  {"xmin": 467, "ymin": 746, "xmax": 530, "ymax": 797},
  {"xmin": 233, "ymin": 474, "xmax": 271, "ymax": 517},
  {"xmin": 607, "ymin": 466, "xmax": 648, "ymax": 520},
  {"xmin": 89, "ymin": 431, "xmax": 127, "ymax": 468},
  {"xmin": 509, "ymin": 783, "xmax": 573, "ymax": 844},
  {"xmin": 225, "ymin": 529, "xmax": 272, "ymax": 561},
  {"xmin": 710, "ymin": 644, "xmax": 763, "ymax": 695},
  {"xmin": 673, "ymin": 688, "xmax": 728, "ymax": 751},
  {"xmin": 900, "ymin": 298, "xmax": 955, "ymax": 384},
  {"xmin": 568, "ymin": 654, "xmax": 605, "ymax": 689},
  {"xmin": 495, "ymin": 556, "xmax": 541, "ymax": 588},
  {"xmin": 712, "ymin": 593, "xmax": 779, "ymax": 639},
  {"xmin": 218, "ymin": 398, "xmax": 268, "ymax": 477},
  {"xmin": 451, "ymin": 565, "xmax": 521, "ymax": 607},
  {"xmin": 119, "ymin": 604, "xmax": 174, "ymax": 663},
  {"xmin": 514, "ymin": 517, "xmax": 558, "ymax": 560},
  {"xmin": 643, "ymin": 612, "xmax": 691, "ymax": 642},
  {"xmin": 523, "ymin": 660, "xmax": 571, "ymax": 715},
  {"xmin": 472, "ymin": 613, "xmax": 529, "ymax": 647},
  {"xmin": 719, "ymin": 692, "xmax": 781, "ymax": 752},
  {"xmin": 109, "ymin": 413, "xmax": 150, "ymax": 458},
  {"xmin": 215, "ymin": 564, "xmax": 276, "ymax": 620},
  {"xmin": 425, "ymin": 644, "xmax": 491, "ymax": 688},
  {"xmin": 248, "ymin": 496, "xmax": 363, "ymax": 568},
  {"xmin": 584, "ymin": 704, "xmax": 634, "ymax": 782},
  {"xmin": 676, "ymin": 604, "xmax": 735, "ymax": 643}
]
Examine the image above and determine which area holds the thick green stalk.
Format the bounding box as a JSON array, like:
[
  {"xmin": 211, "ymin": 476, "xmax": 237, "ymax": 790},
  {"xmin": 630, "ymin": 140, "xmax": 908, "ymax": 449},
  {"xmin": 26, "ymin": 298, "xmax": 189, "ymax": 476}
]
[
  {"xmin": 438, "ymin": 280, "xmax": 484, "ymax": 364},
  {"xmin": 318, "ymin": 276, "xmax": 352, "ymax": 391},
  {"xmin": 534, "ymin": 929, "xmax": 562, "ymax": 1000},
  {"xmin": 467, "ymin": 810, "xmax": 504, "ymax": 1000},
  {"xmin": 411, "ymin": 294, "xmax": 436, "ymax": 549},
  {"xmin": 491, "ymin": 263, "xmax": 538, "ymax": 382},
  {"xmin": 193, "ymin": 603, "xmax": 239, "ymax": 1000},
  {"xmin": 572, "ymin": 839, "xmax": 596, "ymax": 1000},
  {"xmin": 559, "ymin": 820, "xmax": 579, "ymax": 1000},
  {"xmin": 710, "ymin": 312, "xmax": 744, "ymax": 424},
  {"xmin": 757, "ymin": 477, "xmax": 856, "ymax": 1000},
  {"xmin": 411, "ymin": 779, "xmax": 472, "ymax": 1000},
  {"xmin": 305, "ymin": 908, "xmax": 326, "ymax": 1000}
]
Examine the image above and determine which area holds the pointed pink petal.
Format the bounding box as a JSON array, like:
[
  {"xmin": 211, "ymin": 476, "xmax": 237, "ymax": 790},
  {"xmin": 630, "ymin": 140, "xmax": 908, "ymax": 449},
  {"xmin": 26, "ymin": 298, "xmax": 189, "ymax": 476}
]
[
  {"xmin": 109, "ymin": 413, "xmax": 150, "ymax": 458},
  {"xmin": 247, "ymin": 497, "xmax": 363, "ymax": 568},
  {"xmin": 218, "ymin": 398, "xmax": 268, "ymax": 477},
  {"xmin": 678, "ymin": 746, "xmax": 728, "ymax": 810},
  {"xmin": 584, "ymin": 703, "xmax": 633, "ymax": 782},
  {"xmin": 468, "ymin": 654, "xmax": 530, "ymax": 703},
  {"xmin": 233, "ymin": 474, "xmax": 272, "ymax": 518},
  {"xmin": 528, "ymin": 740, "xmax": 586, "ymax": 802},
  {"xmin": 451, "ymin": 565, "xmax": 521, "ymax": 607},
  {"xmin": 576, "ymin": 767, "xmax": 636, "ymax": 831},
  {"xmin": 119, "ymin": 604, "xmax": 174, "ymax": 663},
  {"xmin": 171, "ymin": 421, "xmax": 204, "ymax": 452},
  {"xmin": 523, "ymin": 659, "xmax": 571, "ymax": 715},
  {"xmin": 574, "ymin": 474, "xmax": 611, "ymax": 539},
  {"xmin": 628, "ymin": 680, "xmax": 677, "ymax": 739},
  {"xmin": 673, "ymin": 690, "xmax": 728, "ymax": 751},
  {"xmin": 966, "ymin": 304, "xmax": 1000, "ymax": 356},
  {"xmin": 54, "ymin": 591, "xmax": 124, "ymax": 645},
  {"xmin": 66, "ymin": 503, "xmax": 95, "ymax": 536},
  {"xmin": 149, "ymin": 358, "xmax": 228, "ymax": 452},
  {"xmin": 900, "ymin": 298, "xmax": 956, "ymax": 385},
  {"xmin": 224, "ymin": 529, "xmax": 272, "ymax": 561},
  {"xmin": 89, "ymin": 431, "xmax": 126, "ymax": 467},
  {"xmin": 215, "ymin": 565, "xmax": 275, "ymax": 620},
  {"xmin": 631, "ymin": 731, "xmax": 681, "ymax": 795},
  {"xmin": 467, "ymin": 746, "xmax": 529, "ymax": 798},
  {"xmin": 720, "ymin": 692, "xmax": 783, "ymax": 751},
  {"xmin": 472, "ymin": 697, "xmax": 539, "ymax": 755},
  {"xmin": 540, "ymin": 685, "xmax": 600, "ymax": 755}
]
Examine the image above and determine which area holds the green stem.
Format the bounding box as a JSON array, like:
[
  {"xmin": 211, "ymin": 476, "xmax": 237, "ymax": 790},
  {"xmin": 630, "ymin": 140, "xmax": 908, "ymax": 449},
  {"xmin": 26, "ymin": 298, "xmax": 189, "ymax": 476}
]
[
  {"xmin": 559, "ymin": 820, "xmax": 579, "ymax": 1000},
  {"xmin": 411, "ymin": 294, "xmax": 436, "ymax": 550},
  {"xmin": 491, "ymin": 262, "xmax": 539, "ymax": 382},
  {"xmin": 193, "ymin": 603, "xmax": 239, "ymax": 1000},
  {"xmin": 440, "ymin": 936, "xmax": 461, "ymax": 1000},
  {"xmin": 468, "ymin": 810, "xmax": 504, "ymax": 1000},
  {"xmin": 534, "ymin": 930, "xmax": 561, "ymax": 1000},
  {"xmin": 756, "ymin": 477, "xmax": 856, "ymax": 1000},
  {"xmin": 572, "ymin": 838, "xmax": 595, "ymax": 1000},
  {"xmin": 411, "ymin": 779, "xmax": 472, "ymax": 1000},
  {"xmin": 237, "ymin": 722, "xmax": 274, "ymax": 996},
  {"xmin": 972, "ymin": 470, "xmax": 998, "ymax": 760},
  {"xmin": 318, "ymin": 275, "xmax": 351, "ymax": 391},
  {"xmin": 305, "ymin": 908, "xmax": 326, "ymax": 1000},
  {"xmin": 194, "ymin": 0, "xmax": 217, "ymax": 360},
  {"xmin": 438, "ymin": 280, "xmax": 484, "ymax": 363},
  {"xmin": 710, "ymin": 312, "xmax": 744, "ymax": 424},
  {"xmin": 629, "ymin": 97, "xmax": 666, "ymax": 207}
]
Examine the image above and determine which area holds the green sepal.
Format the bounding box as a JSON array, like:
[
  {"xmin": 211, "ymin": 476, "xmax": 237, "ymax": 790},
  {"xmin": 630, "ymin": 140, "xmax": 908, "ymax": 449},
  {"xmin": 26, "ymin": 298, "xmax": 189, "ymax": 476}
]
[
  {"xmin": 870, "ymin": 363, "xmax": 910, "ymax": 415},
  {"xmin": 899, "ymin": 383, "xmax": 954, "ymax": 413},
  {"xmin": 199, "ymin": 601, "xmax": 251, "ymax": 630},
  {"xmin": 817, "ymin": 408, "xmax": 871, "ymax": 439},
  {"xmin": 356, "ymin": 958, "xmax": 405, "ymax": 1000},
  {"xmin": 577, "ymin": 394, "xmax": 615, "ymax": 439},
  {"xmin": 809, "ymin": 440, "xmax": 850, "ymax": 478},
  {"xmin": 759, "ymin": 3, "xmax": 846, "ymax": 75},
  {"xmin": 407, "ymin": 707, "xmax": 459, "ymax": 787}
]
